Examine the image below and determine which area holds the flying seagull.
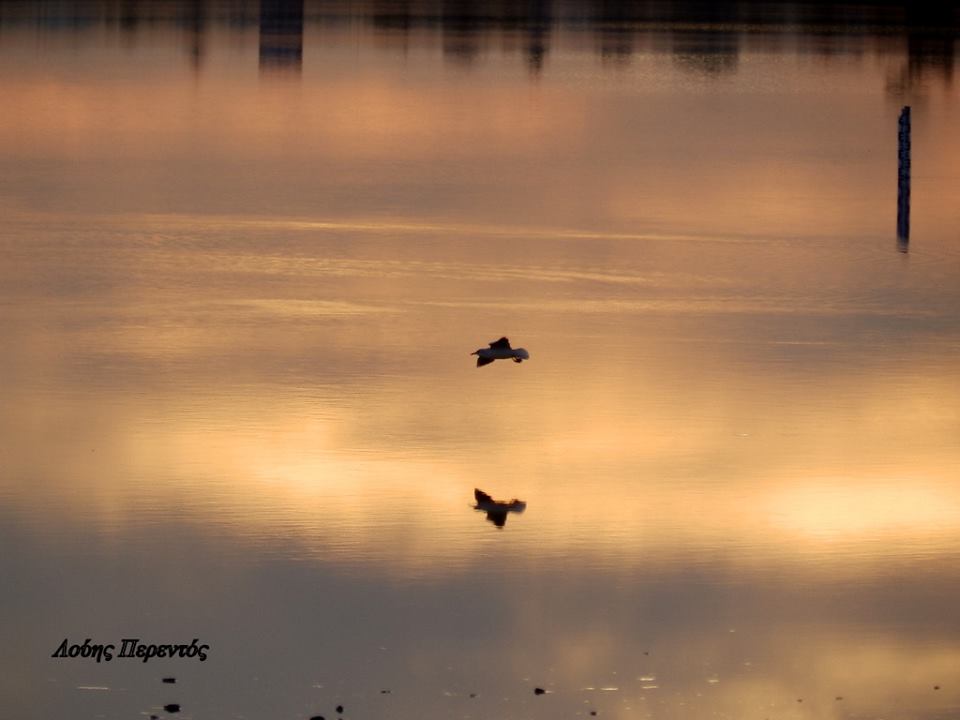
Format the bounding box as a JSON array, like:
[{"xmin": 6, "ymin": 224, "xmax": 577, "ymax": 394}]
[{"xmin": 471, "ymin": 337, "xmax": 530, "ymax": 367}]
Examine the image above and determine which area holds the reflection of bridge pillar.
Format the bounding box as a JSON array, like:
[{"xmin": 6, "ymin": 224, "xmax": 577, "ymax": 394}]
[
  {"xmin": 259, "ymin": 0, "xmax": 304, "ymax": 73},
  {"xmin": 897, "ymin": 106, "xmax": 911, "ymax": 252}
]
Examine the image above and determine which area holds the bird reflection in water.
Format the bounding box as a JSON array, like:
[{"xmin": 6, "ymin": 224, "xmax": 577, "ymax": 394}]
[{"xmin": 473, "ymin": 488, "xmax": 526, "ymax": 528}]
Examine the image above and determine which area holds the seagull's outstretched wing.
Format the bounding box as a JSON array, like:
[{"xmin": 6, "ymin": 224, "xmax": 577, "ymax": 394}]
[
  {"xmin": 485, "ymin": 509, "xmax": 508, "ymax": 527},
  {"xmin": 476, "ymin": 356, "xmax": 495, "ymax": 367},
  {"xmin": 488, "ymin": 337, "xmax": 512, "ymax": 350}
]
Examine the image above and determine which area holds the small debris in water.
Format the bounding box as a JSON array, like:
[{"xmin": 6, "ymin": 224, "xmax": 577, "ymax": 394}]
[
  {"xmin": 836, "ymin": 696, "xmax": 844, "ymax": 701},
  {"xmin": 336, "ymin": 705, "xmax": 344, "ymax": 713},
  {"xmin": 380, "ymin": 690, "xmax": 391, "ymax": 694},
  {"xmin": 162, "ymin": 678, "xmax": 176, "ymax": 684},
  {"xmin": 309, "ymin": 716, "xmax": 325, "ymax": 720},
  {"xmin": 934, "ymin": 685, "xmax": 941, "ymax": 690},
  {"xmin": 164, "ymin": 704, "xmax": 181, "ymax": 713},
  {"xmin": 469, "ymin": 693, "xmax": 477, "ymax": 698},
  {"xmin": 534, "ymin": 687, "xmax": 546, "ymax": 695},
  {"xmin": 590, "ymin": 711, "xmax": 598, "ymax": 716}
]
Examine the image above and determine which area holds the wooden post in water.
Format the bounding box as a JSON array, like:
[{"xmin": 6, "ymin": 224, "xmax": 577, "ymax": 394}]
[{"xmin": 897, "ymin": 106, "xmax": 911, "ymax": 252}]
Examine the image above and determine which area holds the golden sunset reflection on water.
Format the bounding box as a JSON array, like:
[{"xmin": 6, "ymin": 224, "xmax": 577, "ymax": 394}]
[
  {"xmin": 5, "ymin": 255, "xmax": 958, "ymax": 578},
  {"xmin": 3, "ymin": 3, "xmax": 960, "ymax": 719}
]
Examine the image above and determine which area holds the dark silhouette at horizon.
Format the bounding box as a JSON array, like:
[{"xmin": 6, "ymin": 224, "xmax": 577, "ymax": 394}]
[
  {"xmin": 1, "ymin": 1, "xmax": 955, "ymax": 82},
  {"xmin": 260, "ymin": 0, "xmax": 304, "ymax": 73}
]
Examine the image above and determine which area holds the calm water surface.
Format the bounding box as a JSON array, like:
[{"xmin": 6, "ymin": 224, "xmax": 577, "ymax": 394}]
[{"xmin": 2, "ymin": 2, "xmax": 960, "ymax": 719}]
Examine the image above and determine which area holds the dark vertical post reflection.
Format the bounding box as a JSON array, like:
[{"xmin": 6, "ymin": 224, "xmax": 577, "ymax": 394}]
[
  {"xmin": 119, "ymin": 0, "xmax": 139, "ymax": 34},
  {"xmin": 523, "ymin": 0, "xmax": 552, "ymax": 75},
  {"xmin": 260, "ymin": 0, "xmax": 304, "ymax": 74},
  {"xmin": 442, "ymin": 0, "xmax": 483, "ymax": 65},
  {"xmin": 185, "ymin": 0, "xmax": 208, "ymax": 72},
  {"xmin": 897, "ymin": 105, "xmax": 911, "ymax": 253},
  {"xmin": 594, "ymin": 0, "xmax": 639, "ymax": 64}
]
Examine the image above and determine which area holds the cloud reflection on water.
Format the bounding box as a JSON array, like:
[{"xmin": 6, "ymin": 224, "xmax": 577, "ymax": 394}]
[
  {"xmin": 3, "ymin": 260, "xmax": 958, "ymax": 576},
  {"xmin": 2, "ymin": 4, "xmax": 960, "ymax": 720}
]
